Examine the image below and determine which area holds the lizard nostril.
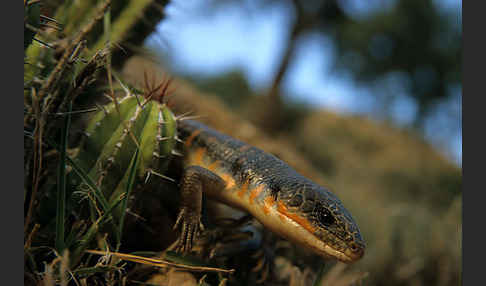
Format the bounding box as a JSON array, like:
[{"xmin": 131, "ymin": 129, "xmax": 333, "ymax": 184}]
[
  {"xmin": 350, "ymin": 243, "xmax": 365, "ymax": 259},
  {"xmin": 350, "ymin": 242, "xmax": 361, "ymax": 253}
]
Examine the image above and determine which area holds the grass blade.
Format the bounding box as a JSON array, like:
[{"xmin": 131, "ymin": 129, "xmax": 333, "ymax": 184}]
[
  {"xmin": 73, "ymin": 265, "xmax": 121, "ymax": 278},
  {"xmin": 104, "ymin": 5, "xmax": 115, "ymax": 105},
  {"xmin": 41, "ymin": 135, "xmax": 111, "ymax": 214},
  {"xmin": 85, "ymin": 250, "xmax": 235, "ymax": 274},
  {"xmin": 312, "ymin": 263, "xmax": 327, "ymax": 286},
  {"xmin": 116, "ymin": 148, "xmax": 140, "ymax": 250},
  {"xmin": 71, "ymin": 193, "xmax": 125, "ymax": 267},
  {"xmin": 103, "ymin": 6, "xmax": 111, "ymax": 45},
  {"xmin": 55, "ymin": 101, "xmax": 72, "ymax": 253},
  {"xmin": 66, "ymin": 155, "xmax": 110, "ymax": 213}
]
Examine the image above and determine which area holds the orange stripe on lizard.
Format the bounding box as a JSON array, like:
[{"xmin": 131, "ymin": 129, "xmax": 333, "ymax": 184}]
[
  {"xmin": 191, "ymin": 147, "xmax": 206, "ymax": 165},
  {"xmin": 263, "ymin": 196, "xmax": 275, "ymax": 214},
  {"xmin": 237, "ymin": 181, "xmax": 249, "ymax": 198},
  {"xmin": 184, "ymin": 129, "xmax": 202, "ymax": 148},
  {"xmin": 207, "ymin": 160, "xmax": 221, "ymax": 172},
  {"xmin": 220, "ymin": 172, "xmax": 236, "ymax": 190},
  {"xmin": 277, "ymin": 202, "xmax": 316, "ymax": 234},
  {"xmin": 249, "ymin": 184, "xmax": 265, "ymax": 204}
]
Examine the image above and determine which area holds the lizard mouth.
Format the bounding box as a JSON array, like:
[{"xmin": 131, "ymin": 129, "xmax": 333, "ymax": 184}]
[
  {"xmin": 295, "ymin": 223, "xmax": 364, "ymax": 263},
  {"xmin": 317, "ymin": 241, "xmax": 364, "ymax": 262}
]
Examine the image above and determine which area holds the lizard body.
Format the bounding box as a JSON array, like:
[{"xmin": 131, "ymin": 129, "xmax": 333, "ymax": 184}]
[{"xmin": 174, "ymin": 120, "xmax": 365, "ymax": 263}]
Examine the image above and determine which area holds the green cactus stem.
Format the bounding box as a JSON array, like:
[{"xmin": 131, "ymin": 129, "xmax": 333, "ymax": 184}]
[{"xmin": 72, "ymin": 82, "xmax": 177, "ymax": 218}]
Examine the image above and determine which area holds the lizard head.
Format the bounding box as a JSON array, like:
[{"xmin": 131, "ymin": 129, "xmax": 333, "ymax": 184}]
[{"xmin": 276, "ymin": 181, "xmax": 365, "ymax": 263}]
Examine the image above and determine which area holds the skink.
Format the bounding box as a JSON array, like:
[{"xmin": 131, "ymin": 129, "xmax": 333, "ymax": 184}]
[{"xmin": 173, "ymin": 120, "xmax": 365, "ymax": 263}]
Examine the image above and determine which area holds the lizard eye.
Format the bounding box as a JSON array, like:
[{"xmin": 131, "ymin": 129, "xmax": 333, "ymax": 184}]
[{"xmin": 317, "ymin": 208, "xmax": 335, "ymax": 227}]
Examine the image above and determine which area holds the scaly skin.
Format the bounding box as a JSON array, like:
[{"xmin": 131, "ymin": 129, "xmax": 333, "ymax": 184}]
[{"xmin": 174, "ymin": 120, "xmax": 365, "ymax": 263}]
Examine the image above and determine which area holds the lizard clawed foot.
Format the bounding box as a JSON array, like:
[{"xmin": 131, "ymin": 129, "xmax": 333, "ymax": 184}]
[{"xmin": 173, "ymin": 207, "xmax": 205, "ymax": 253}]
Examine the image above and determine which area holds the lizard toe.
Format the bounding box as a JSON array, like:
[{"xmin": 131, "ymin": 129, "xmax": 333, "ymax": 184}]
[{"xmin": 173, "ymin": 207, "xmax": 204, "ymax": 254}]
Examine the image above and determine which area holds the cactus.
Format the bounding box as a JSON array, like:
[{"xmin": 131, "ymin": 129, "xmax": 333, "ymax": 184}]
[
  {"xmin": 24, "ymin": 0, "xmax": 176, "ymax": 283},
  {"xmin": 71, "ymin": 79, "xmax": 177, "ymax": 218}
]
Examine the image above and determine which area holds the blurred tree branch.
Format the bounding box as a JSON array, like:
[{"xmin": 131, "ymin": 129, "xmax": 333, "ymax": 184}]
[
  {"xmin": 260, "ymin": 0, "xmax": 348, "ymax": 133},
  {"xmin": 111, "ymin": 0, "xmax": 171, "ymax": 69}
]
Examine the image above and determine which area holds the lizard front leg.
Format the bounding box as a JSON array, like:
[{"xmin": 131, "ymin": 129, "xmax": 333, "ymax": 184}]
[{"xmin": 173, "ymin": 165, "xmax": 226, "ymax": 253}]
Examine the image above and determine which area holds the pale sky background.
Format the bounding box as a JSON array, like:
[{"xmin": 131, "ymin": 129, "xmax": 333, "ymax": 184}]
[{"xmin": 146, "ymin": 0, "xmax": 462, "ymax": 165}]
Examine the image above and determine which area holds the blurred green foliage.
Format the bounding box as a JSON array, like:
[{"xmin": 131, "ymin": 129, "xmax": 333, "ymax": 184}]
[
  {"xmin": 328, "ymin": 0, "xmax": 461, "ymax": 123},
  {"xmin": 204, "ymin": 0, "xmax": 461, "ymax": 127}
]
